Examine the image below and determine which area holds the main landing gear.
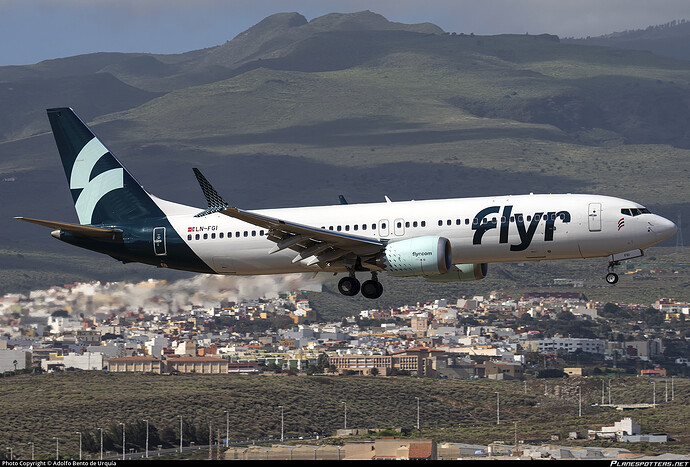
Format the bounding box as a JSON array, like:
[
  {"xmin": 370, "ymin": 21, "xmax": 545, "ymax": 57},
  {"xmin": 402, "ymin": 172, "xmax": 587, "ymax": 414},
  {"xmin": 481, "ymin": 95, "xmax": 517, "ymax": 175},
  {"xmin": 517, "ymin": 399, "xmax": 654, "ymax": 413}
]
[{"xmin": 338, "ymin": 272, "xmax": 383, "ymax": 299}]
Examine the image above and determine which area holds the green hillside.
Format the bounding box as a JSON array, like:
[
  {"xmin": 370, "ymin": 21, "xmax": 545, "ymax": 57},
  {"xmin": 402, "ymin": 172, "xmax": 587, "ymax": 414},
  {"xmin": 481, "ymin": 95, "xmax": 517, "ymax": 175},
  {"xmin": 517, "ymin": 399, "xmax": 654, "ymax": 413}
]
[
  {"xmin": 0, "ymin": 11, "xmax": 688, "ymax": 295},
  {"xmin": 0, "ymin": 373, "xmax": 688, "ymax": 458}
]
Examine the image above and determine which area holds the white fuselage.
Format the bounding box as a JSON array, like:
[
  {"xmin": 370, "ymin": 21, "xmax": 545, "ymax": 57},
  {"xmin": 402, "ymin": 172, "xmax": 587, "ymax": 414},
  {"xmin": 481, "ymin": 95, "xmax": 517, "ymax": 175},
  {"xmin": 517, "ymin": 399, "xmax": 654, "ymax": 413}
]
[{"xmin": 159, "ymin": 193, "xmax": 677, "ymax": 275}]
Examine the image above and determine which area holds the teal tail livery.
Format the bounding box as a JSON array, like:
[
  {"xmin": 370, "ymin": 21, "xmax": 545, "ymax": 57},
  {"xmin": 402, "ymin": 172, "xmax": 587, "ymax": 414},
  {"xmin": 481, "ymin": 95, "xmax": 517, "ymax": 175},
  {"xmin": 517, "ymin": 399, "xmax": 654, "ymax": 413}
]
[
  {"xmin": 17, "ymin": 108, "xmax": 678, "ymax": 299},
  {"xmin": 46, "ymin": 107, "xmax": 162, "ymax": 225}
]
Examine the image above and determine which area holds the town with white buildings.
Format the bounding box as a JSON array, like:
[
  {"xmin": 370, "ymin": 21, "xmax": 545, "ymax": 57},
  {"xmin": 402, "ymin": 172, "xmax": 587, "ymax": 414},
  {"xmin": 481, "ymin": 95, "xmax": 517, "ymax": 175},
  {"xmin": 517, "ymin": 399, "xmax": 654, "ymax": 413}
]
[{"xmin": 1, "ymin": 278, "xmax": 688, "ymax": 380}]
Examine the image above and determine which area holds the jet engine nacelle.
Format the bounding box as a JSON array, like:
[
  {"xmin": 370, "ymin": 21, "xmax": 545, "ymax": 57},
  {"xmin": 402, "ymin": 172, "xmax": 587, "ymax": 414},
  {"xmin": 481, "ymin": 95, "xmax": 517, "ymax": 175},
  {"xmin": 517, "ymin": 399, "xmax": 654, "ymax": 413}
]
[
  {"xmin": 424, "ymin": 263, "xmax": 488, "ymax": 282},
  {"xmin": 382, "ymin": 236, "xmax": 452, "ymax": 277}
]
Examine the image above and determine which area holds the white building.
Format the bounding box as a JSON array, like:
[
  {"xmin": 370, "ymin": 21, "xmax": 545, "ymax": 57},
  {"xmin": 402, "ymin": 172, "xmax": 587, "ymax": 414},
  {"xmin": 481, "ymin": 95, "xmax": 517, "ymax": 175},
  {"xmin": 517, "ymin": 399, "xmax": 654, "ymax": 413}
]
[
  {"xmin": 63, "ymin": 352, "xmax": 104, "ymax": 371},
  {"xmin": 146, "ymin": 336, "xmax": 170, "ymax": 356},
  {"xmin": 0, "ymin": 349, "xmax": 32, "ymax": 372},
  {"xmin": 48, "ymin": 316, "xmax": 82, "ymax": 334},
  {"xmin": 537, "ymin": 338, "xmax": 604, "ymax": 354}
]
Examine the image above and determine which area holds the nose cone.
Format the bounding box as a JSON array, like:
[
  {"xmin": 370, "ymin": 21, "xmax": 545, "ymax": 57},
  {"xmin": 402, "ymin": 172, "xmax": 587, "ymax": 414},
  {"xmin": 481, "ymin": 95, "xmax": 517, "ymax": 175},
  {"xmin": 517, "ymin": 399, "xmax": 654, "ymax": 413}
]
[{"xmin": 654, "ymin": 216, "xmax": 678, "ymax": 242}]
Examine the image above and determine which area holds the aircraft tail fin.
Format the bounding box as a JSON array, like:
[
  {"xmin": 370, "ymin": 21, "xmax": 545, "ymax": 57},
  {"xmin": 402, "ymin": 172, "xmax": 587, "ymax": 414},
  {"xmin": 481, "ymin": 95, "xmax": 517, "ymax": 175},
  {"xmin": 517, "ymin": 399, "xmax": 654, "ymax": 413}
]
[{"xmin": 46, "ymin": 108, "xmax": 163, "ymax": 225}]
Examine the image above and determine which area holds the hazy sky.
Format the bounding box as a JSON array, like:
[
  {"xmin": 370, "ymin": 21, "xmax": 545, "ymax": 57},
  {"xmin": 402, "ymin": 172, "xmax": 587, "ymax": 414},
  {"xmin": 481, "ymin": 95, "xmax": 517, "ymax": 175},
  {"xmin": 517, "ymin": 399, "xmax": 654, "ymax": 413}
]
[{"xmin": 1, "ymin": 0, "xmax": 688, "ymax": 66}]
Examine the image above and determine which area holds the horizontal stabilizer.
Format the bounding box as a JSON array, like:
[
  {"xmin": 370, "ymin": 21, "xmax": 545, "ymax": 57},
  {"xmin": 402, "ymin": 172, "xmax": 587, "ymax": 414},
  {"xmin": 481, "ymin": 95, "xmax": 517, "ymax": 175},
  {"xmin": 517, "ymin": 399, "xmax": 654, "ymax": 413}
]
[{"xmin": 15, "ymin": 217, "xmax": 122, "ymax": 238}]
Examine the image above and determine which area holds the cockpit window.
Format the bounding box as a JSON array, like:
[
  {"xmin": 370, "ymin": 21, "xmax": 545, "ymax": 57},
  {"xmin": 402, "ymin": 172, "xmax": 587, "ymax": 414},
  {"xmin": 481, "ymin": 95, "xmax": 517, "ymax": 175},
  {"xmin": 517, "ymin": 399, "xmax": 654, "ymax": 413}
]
[{"xmin": 622, "ymin": 207, "xmax": 651, "ymax": 216}]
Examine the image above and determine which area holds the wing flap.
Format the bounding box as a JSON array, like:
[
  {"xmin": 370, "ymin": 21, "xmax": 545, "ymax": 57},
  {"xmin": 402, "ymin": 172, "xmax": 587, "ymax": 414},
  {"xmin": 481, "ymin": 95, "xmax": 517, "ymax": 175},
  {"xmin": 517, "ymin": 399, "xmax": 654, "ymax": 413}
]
[{"xmin": 219, "ymin": 207, "xmax": 383, "ymax": 265}]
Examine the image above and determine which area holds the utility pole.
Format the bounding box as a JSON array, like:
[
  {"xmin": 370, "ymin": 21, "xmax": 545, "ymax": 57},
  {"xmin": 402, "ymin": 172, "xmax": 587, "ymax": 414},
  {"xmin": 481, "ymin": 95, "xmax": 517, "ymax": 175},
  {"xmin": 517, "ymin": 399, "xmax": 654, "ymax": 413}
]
[
  {"xmin": 179, "ymin": 416, "xmax": 183, "ymax": 453},
  {"xmin": 608, "ymin": 379, "xmax": 612, "ymax": 405},
  {"xmin": 98, "ymin": 428, "xmax": 103, "ymax": 460},
  {"xmin": 52, "ymin": 437, "xmax": 59, "ymax": 460},
  {"xmin": 514, "ymin": 421, "xmax": 518, "ymax": 449},
  {"xmin": 27, "ymin": 442, "xmax": 34, "ymax": 461},
  {"xmin": 416, "ymin": 397, "xmax": 420, "ymax": 430},
  {"xmin": 665, "ymin": 379, "xmax": 668, "ymax": 403},
  {"xmin": 119, "ymin": 423, "xmax": 125, "ymax": 461},
  {"xmin": 341, "ymin": 401, "xmax": 347, "ymax": 430},
  {"xmin": 279, "ymin": 406, "xmax": 284, "ymax": 442},
  {"xmin": 224, "ymin": 410, "xmax": 230, "ymax": 448},
  {"xmin": 209, "ymin": 421, "xmax": 213, "ymax": 460},
  {"xmin": 495, "ymin": 392, "xmax": 500, "ymax": 425},
  {"xmin": 672, "ymin": 376, "xmax": 675, "ymax": 401},
  {"xmin": 143, "ymin": 420, "xmax": 149, "ymax": 458},
  {"xmin": 578, "ymin": 386, "xmax": 582, "ymax": 417},
  {"xmin": 75, "ymin": 432, "xmax": 82, "ymax": 460}
]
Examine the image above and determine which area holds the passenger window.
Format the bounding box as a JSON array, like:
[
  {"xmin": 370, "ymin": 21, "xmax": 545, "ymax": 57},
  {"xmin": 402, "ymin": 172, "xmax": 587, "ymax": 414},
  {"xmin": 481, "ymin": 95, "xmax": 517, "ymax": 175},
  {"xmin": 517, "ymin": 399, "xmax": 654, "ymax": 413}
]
[
  {"xmin": 252, "ymin": 231, "xmax": 256, "ymax": 236},
  {"xmin": 195, "ymin": 234, "xmax": 200, "ymax": 240},
  {"xmin": 397, "ymin": 222, "xmax": 402, "ymax": 228},
  {"xmin": 203, "ymin": 233, "xmax": 208, "ymax": 240},
  {"xmin": 382, "ymin": 223, "xmax": 387, "ymax": 229},
  {"xmin": 354, "ymin": 225, "xmax": 359, "ymax": 231},
  {"xmin": 421, "ymin": 221, "xmax": 426, "ymax": 227},
  {"xmin": 337, "ymin": 226, "xmax": 342, "ymax": 231},
  {"xmin": 211, "ymin": 233, "xmax": 216, "ymax": 239},
  {"xmin": 405, "ymin": 221, "xmax": 410, "ymax": 228},
  {"xmin": 260, "ymin": 230, "xmax": 264, "ymax": 236},
  {"xmin": 188, "ymin": 234, "xmax": 192, "ymax": 241},
  {"xmin": 362, "ymin": 224, "xmax": 367, "ymax": 230},
  {"xmin": 438, "ymin": 220, "xmax": 443, "ymax": 226},
  {"xmin": 447, "ymin": 220, "xmax": 452, "ymax": 226},
  {"xmin": 235, "ymin": 232, "xmax": 240, "ymax": 237},
  {"xmin": 329, "ymin": 226, "xmax": 333, "ymax": 230},
  {"xmin": 413, "ymin": 221, "xmax": 418, "ymax": 227},
  {"xmin": 345, "ymin": 225, "xmax": 350, "ymax": 231},
  {"xmin": 465, "ymin": 219, "xmax": 470, "ymax": 225},
  {"xmin": 243, "ymin": 231, "xmax": 248, "ymax": 237},
  {"xmin": 526, "ymin": 216, "xmax": 532, "ymax": 222},
  {"xmin": 219, "ymin": 233, "xmax": 224, "ymax": 239}
]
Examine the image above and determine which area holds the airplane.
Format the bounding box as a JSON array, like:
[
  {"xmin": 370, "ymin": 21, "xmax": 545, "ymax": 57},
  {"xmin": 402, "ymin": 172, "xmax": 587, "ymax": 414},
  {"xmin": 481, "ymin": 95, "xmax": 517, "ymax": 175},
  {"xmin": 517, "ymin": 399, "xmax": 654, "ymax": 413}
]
[{"xmin": 17, "ymin": 108, "xmax": 678, "ymax": 299}]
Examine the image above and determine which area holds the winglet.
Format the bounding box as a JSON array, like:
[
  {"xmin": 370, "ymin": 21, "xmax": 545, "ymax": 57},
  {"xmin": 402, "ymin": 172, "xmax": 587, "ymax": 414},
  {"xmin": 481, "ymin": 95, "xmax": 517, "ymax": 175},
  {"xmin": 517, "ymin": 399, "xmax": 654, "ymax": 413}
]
[
  {"xmin": 339, "ymin": 195, "xmax": 348, "ymax": 205},
  {"xmin": 193, "ymin": 168, "xmax": 229, "ymax": 217}
]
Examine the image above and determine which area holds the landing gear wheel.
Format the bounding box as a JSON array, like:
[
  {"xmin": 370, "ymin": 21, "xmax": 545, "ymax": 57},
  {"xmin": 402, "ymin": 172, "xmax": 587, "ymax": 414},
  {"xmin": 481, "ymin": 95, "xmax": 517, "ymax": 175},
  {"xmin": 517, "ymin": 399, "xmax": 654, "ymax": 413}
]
[
  {"xmin": 606, "ymin": 272, "xmax": 619, "ymax": 284},
  {"xmin": 361, "ymin": 280, "xmax": 384, "ymax": 299},
  {"xmin": 338, "ymin": 276, "xmax": 360, "ymax": 296}
]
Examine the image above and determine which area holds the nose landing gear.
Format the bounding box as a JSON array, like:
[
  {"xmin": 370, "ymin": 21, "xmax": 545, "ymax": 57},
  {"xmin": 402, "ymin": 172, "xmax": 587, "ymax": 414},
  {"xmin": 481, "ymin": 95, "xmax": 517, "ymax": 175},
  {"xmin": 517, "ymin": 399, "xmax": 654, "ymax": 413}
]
[
  {"xmin": 604, "ymin": 249, "xmax": 644, "ymax": 284},
  {"xmin": 605, "ymin": 267, "xmax": 619, "ymax": 285}
]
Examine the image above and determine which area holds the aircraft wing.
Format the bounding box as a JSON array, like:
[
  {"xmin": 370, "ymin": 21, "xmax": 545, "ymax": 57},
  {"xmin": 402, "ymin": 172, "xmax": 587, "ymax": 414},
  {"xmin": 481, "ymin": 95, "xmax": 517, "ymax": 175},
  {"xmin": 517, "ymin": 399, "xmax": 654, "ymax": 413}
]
[{"xmin": 220, "ymin": 207, "xmax": 384, "ymax": 266}]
